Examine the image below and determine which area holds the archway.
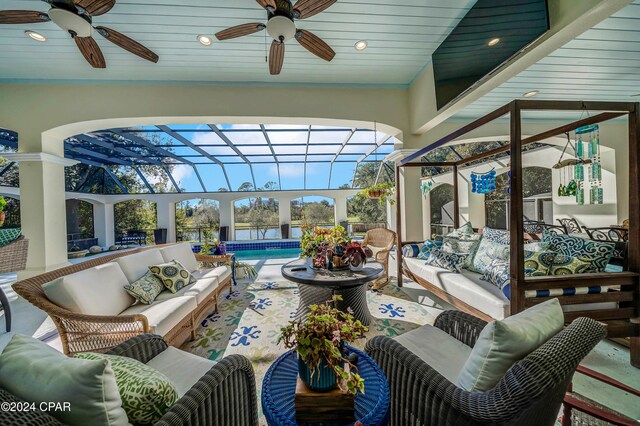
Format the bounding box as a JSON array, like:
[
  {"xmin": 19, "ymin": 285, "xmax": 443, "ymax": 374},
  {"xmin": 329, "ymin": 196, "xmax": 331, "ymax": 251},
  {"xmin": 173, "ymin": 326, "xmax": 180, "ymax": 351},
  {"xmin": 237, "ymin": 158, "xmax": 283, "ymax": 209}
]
[
  {"xmin": 176, "ymin": 198, "xmax": 220, "ymax": 242},
  {"xmin": 65, "ymin": 199, "xmax": 95, "ymax": 251},
  {"xmin": 113, "ymin": 199, "xmax": 157, "ymax": 244},
  {"xmin": 291, "ymin": 196, "xmax": 335, "ymax": 237},
  {"xmin": 429, "ymin": 183, "xmax": 455, "ymax": 236},
  {"xmin": 234, "ymin": 196, "xmax": 279, "ymax": 240}
]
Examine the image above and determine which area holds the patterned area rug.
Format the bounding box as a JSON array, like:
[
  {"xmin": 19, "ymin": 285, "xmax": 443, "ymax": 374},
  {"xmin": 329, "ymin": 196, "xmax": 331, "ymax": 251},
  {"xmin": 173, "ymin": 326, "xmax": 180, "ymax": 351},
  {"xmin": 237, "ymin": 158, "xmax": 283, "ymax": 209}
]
[{"xmin": 182, "ymin": 277, "xmax": 438, "ymax": 421}]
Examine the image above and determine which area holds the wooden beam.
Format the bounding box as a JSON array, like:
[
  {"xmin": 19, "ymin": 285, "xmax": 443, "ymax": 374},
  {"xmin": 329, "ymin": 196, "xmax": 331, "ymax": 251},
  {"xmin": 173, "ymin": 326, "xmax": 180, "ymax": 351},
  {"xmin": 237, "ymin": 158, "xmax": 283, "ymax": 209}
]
[
  {"xmin": 400, "ymin": 161, "xmax": 457, "ymax": 168},
  {"xmin": 518, "ymin": 99, "xmax": 636, "ymax": 113},
  {"xmin": 509, "ymin": 101, "xmax": 525, "ymax": 315},
  {"xmin": 453, "ymin": 164, "xmax": 459, "ymax": 228},
  {"xmin": 396, "ymin": 164, "xmax": 403, "ymax": 287},
  {"xmin": 629, "ymin": 103, "xmax": 640, "ymax": 368}
]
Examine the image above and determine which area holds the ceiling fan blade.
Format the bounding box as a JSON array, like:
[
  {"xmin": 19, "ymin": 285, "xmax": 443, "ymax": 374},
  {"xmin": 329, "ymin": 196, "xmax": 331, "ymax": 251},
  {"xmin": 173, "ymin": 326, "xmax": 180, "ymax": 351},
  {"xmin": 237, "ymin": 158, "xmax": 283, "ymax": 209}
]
[
  {"xmin": 293, "ymin": 0, "xmax": 336, "ymax": 19},
  {"xmin": 74, "ymin": 35, "xmax": 106, "ymax": 68},
  {"xmin": 0, "ymin": 10, "xmax": 50, "ymax": 24},
  {"xmin": 269, "ymin": 40, "xmax": 285, "ymax": 75},
  {"xmin": 296, "ymin": 29, "xmax": 335, "ymax": 62},
  {"xmin": 215, "ymin": 23, "xmax": 265, "ymax": 41},
  {"xmin": 74, "ymin": 0, "xmax": 115, "ymax": 16},
  {"xmin": 96, "ymin": 26, "xmax": 158, "ymax": 63},
  {"xmin": 255, "ymin": 0, "xmax": 276, "ymax": 10}
]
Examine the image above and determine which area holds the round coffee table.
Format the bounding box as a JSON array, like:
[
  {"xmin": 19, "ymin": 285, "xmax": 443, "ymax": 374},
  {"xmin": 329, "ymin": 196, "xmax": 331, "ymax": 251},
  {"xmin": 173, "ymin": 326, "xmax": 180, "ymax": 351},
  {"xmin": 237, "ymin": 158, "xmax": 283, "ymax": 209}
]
[
  {"xmin": 282, "ymin": 258, "xmax": 383, "ymax": 325},
  {"xmin": 262, "ymin": 345, "xmax": 390, "ymax": 426}
]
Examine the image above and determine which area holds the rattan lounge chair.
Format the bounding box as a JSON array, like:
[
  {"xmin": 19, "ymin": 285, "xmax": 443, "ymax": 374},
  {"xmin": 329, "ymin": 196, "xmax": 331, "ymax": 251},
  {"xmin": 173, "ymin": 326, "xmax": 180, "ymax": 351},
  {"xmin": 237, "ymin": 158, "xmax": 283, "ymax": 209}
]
[
  {"xmin": 365, "ymin": 310, "xmax": 606, "ymax": 426},
  {"xmin": 362, "ymin": 228, "xmax": 396, "ymax": 289}
]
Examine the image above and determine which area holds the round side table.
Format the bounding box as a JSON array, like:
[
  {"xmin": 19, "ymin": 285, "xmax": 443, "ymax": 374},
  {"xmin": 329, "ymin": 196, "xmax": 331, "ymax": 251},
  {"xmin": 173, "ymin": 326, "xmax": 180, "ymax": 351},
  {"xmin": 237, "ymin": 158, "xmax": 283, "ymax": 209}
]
[{"xmin": 262, "ymin": 345, "xmax": 389, "ymax": 426}]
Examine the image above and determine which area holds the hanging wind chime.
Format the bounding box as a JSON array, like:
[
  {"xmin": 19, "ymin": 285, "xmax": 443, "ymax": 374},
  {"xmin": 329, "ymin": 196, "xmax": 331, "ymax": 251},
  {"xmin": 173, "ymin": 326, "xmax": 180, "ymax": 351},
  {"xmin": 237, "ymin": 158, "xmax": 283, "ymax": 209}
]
[
  {"xmin": 420, "ymin": 173, "xmax": 435, "ymax": 198},
  {"xmin": 553, "ymin": 132, "xmax": 584, "ymax": 201},
  {"xmin": 471, "ymin": 168, "xmax": 497, "ymax": 194},
  {"xmin": 576, "ymin": 123, "xmax": 603, "ymax": 205}
]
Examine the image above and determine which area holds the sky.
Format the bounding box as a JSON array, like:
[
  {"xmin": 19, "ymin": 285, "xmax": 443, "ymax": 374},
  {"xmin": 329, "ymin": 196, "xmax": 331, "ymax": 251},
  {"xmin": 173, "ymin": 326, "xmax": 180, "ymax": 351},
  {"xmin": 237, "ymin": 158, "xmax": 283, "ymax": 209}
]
[{"xmin": 136, "ymin": 123, "xmax": 395, "ymax": 193}]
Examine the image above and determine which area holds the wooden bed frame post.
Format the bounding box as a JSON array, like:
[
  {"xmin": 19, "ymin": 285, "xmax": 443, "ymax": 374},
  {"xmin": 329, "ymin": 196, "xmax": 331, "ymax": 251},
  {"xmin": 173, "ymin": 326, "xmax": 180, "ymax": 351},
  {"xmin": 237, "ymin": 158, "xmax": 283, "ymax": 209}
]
[
  {"xmin": 629, "ymin": 104, "xmax": 640, "ymax": 367},
  {"xmin": 509, "ymin": 101, "xmax": 526, "ymax": 315},
  {"xmin": 453, "ymin": 164, "xmax": 460, "ymax": 228},
  {"xmin": 396, "ymin": 164, "xmax": 403, "ymax": 287}
]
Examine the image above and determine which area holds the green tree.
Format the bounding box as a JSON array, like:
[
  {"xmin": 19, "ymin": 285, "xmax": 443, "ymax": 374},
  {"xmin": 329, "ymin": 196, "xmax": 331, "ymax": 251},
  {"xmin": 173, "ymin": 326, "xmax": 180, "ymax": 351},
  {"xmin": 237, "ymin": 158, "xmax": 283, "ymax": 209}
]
[
  {"xmin": 349, "ymin": 162, "xmax": 393, "ymax": 224},
  {"xmin": 304, "ymin": 201, "xmax": 333, "ymax": 225}
]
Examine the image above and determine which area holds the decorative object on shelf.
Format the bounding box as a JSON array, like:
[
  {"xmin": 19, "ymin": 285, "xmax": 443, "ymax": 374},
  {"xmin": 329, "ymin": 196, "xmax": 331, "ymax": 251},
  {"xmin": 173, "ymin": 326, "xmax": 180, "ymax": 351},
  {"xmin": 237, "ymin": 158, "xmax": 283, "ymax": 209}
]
[
  {"xmin": 357, "ymin": 182, "xmax": 395, "ymax": 205},
  {"xmin": 420, "ymin": 175, "xmax": 435, "ymax": 198},
  {"xmin": 199, "ymin": 230, "xmax": 225, "ymax": 255},
  {"xmin": 0, "ymin": 195, "xmax": 6, "ymax": 227},
  {"xmin": 341, "ymin": 242, "xmax": 373, "ymax": 272},
  {"xmin": 278, "ymin": 296, "xmax": 367, "ymax": 394},
  {"xmin": 470, "ymin": 169, "xmax": 497, "ymax": 194},
  {"xmin": 234, "ymin": 261, "xmax": 257, "ymax": 280}
]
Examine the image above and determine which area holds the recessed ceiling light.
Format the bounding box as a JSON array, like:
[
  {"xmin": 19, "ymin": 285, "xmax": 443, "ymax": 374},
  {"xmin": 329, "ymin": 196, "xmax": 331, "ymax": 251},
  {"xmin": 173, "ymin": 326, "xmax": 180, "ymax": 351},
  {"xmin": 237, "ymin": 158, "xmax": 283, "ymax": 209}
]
[
  {"xmin": 197, "ymin": 34, "xmax": 213, "ymax": 46},
  {"xmin": 522, "ymin": 90, "xmax": 539, "ymax": 98},
  {"xmin": 354, "ymin": 40, "xmax": 368, "ymax": 51},
  {"xmin": 25, "ymin": 30, "xmax": 46, "ymax": 42},
  {"xmin": 487, "ymin": 37, "xmax": 500, "ymax": 47}
]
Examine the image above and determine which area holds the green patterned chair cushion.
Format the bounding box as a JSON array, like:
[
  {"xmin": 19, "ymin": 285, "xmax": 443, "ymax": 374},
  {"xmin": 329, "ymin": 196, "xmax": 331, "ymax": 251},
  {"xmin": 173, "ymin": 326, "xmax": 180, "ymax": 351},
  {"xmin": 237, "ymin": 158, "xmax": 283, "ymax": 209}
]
[
  {"xmin": 442, "ymin": 234, "xmax": 481, "ymax": 269},
  {"xmin": 149, "ymin": 260, "xmax": 195, "ymax": 293},
  {"xmin": 124, "ymin": 271, "xmax": 165, "ymax": 304},
  {"xmin": 0, "ymin": 228, "xmax": 21, "ymax": 247},
  {"xmin": 542, "ymin": 230, "xmax": 614, "ymax": 272},
  {"xmin": 524, "ymin": 250, "xmax": 557, "ymax": 276},
  {"xmin": 549, "ymin": 254, "xmax": 592, "ymax": 275},
  {"xmin": 75, "ymin": 352, "xmax": 178, "ymax": 425},
  {"xmin": 468, "ymin": 237, "xmax": 510, "ymax": 274}
]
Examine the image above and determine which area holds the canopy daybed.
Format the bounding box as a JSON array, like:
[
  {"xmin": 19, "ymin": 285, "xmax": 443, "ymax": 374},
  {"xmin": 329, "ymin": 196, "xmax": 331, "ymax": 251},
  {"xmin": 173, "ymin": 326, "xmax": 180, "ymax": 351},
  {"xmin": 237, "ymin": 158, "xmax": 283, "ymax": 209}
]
[{"xmin": 395, "ymin": 100, "xmax": 639, "ymax": 367}]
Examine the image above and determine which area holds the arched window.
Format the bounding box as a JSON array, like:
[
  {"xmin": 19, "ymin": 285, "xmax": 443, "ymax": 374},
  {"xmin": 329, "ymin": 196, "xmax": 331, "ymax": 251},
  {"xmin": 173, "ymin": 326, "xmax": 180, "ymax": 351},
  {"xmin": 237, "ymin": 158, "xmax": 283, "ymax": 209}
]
[
  {"xmin": 234, "ymin": 197, "xmax": 279, "ymax": 240},
  {"xmin": 429, "ymin": 184, "xmax": 454, "ymax": 236},
  {"xmin": 114, "ymin": 200, "xmax": 157, "ymax": 244},
  {"xmin": 291, "ymin": 197, "xmax": 335, "ymax": 237},
  {"xmin": 176, "ymin": 199, "xmax": 220, "ymax": 242}
]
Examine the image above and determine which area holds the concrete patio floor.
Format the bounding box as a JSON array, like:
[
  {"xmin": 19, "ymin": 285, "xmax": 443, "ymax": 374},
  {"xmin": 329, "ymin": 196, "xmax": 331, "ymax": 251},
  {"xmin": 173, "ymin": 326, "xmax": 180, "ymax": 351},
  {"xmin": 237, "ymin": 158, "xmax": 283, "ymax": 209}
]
[{"xmin": 0, "ymin": 253, "xmax": 638, "ymax": 421}]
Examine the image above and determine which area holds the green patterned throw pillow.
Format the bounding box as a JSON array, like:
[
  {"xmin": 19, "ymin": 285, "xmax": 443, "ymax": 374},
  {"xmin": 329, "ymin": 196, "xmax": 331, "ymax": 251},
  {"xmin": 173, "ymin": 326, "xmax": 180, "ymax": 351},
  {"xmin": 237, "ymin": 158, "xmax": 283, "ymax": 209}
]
[
  {"xmin": 149, "ymin": 260, "xmax": 194, "ymax": 293},
  {"xmin": 0, "ymin": 228, "xmax": 21, "ymax": 247},
  {"xmin": 549, "ymin": 254, "xmax": 592, "ymax": 275},
  {"xmin": 524, "ymin": 250, "xmax": 557, "ymax": 276},
  {"xmin": 124, "ymin": 271, "xmax": 165, "ymax": 304},
  {"xmin": 75, "ymin": 352, "xmax": 178, "ymax": 425}
]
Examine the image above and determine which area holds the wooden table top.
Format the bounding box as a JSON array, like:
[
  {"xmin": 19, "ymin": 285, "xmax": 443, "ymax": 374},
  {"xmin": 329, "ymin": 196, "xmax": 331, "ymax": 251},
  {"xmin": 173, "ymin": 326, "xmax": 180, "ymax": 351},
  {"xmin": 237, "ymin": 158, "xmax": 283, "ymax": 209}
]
[{"xmin": 282, "ymin": 258, "xmax": 383, "ymax": 288}]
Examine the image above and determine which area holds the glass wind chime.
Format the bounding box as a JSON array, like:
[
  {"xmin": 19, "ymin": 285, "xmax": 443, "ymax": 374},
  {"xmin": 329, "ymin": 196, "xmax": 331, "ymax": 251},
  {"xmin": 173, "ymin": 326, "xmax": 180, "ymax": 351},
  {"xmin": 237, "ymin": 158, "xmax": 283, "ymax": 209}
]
[
  {"xmin": 576, "ymin": 124, "xmax": 603, "ymax": 205},
  {"xmin": 471, "ymin": 169, "xmax": 497, "ymax": 194}
]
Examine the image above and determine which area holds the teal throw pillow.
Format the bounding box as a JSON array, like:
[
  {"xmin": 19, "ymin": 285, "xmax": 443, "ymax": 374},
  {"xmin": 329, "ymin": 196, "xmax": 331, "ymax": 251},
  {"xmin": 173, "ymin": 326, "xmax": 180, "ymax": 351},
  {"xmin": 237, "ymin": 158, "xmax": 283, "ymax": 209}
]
[
  {"xmin": 75, "ymin": 352, "xmax": 178, "ymax": 425},
  {"xmin": 417, "ymin": 240, "xmax": 443, "ymax": 260},
  {"xmin": 124, "ymin": 271, "xmax": 165, "ymax": 304},
  {"xmin": 149, "ymin": 260, "xmax": 194, "ymax": 293},
  {"xmin": 0, "ymin": 228, "xmax": 21, "ymax": 247}
]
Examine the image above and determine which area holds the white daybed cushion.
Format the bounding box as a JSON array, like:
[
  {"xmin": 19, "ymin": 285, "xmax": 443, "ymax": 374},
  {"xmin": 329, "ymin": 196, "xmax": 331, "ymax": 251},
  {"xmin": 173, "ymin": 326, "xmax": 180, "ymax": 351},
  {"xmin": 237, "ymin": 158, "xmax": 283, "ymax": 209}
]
[
  {"xmin": 120, "ymin": 295, "xmax": 197, "ymax": 336},
  {"xmin": 155, "ymin": 276, "xmax": 219, "ymax": 305},
  {"xmin": 394, "ymin": 324, "xmax": 472, "ymax": 383},
  {"xmin": 160, "ymin": 243, "xmax": 199, "ymax": 273},
  {"xmin": 404, "ymin": 257, "xmax": 510, "ymax": 319},
  {"xmin": 43, "ymin": 263, "xmax": 134, "ymax": 316},
  {"xmin": 115, "ymin": 248, "xmax": 165, "ymax": 283},
  {"xmin": 192, "ymin": 266, "xmax": 232, "ymax": 284},
  {"xmin": 146, "ymin": 347, "xmax": 216, "ymax": 397}
]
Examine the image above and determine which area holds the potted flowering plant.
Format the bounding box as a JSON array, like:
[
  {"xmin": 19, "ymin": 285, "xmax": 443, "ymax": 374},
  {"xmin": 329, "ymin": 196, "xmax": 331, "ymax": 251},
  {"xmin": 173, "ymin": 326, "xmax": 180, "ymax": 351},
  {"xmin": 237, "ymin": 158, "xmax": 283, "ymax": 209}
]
[
  {"xmin": 301, "ymin": 225, "xmax": 350, "ymax": 269},
  {"xmin": 341, "ymin": 242, "xmax": 373, "ymax": 271},
  {"xmin": 357, "ymin": 182, "xmax": 395, "ymax": 206},
  {"xmin": 279, "ymin": 296, "xmax": 367, "ymax": 394}
]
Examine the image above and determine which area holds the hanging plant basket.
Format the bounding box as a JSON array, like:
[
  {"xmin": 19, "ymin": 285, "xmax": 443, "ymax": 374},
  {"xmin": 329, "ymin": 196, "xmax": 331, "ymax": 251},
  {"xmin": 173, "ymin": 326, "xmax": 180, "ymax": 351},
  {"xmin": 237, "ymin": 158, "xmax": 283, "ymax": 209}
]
[{"xmin": 367, "ymin": 189, "xmax": 385, "ymax": 199}]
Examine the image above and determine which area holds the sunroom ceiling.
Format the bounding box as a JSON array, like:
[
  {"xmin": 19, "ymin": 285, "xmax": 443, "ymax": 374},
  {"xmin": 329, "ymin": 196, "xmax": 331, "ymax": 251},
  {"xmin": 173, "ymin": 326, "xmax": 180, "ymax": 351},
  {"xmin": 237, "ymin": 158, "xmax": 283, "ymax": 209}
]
[
  {"xmin": 0, "ymin": 0, "xmax": 476, "ymax": 85},
  {"xmin": 455, "ymin": 0, "xmax": 640, "ymax": 120}
]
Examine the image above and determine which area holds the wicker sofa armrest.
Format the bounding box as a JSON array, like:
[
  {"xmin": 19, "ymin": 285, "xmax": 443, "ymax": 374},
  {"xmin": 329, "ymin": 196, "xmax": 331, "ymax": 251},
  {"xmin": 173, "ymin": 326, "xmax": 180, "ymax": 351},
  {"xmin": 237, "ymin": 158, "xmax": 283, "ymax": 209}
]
[
  {"xmin": 0, "ymin": 388, "xmax": 64, "ymax": 426},
  {"xmin": 195, "ymin": 253, "xmax": 233, "ymax": 266},
  {"xmin": 433, "ymin": 310, "xmax": 488, "ymax": 348},
  {"xmin": 105, "ymin": 333, "xmax": 168, "ymax": 364},
  {"xmin": 156, "ymin": 354, "xmax": 259, "ymax": 426}
]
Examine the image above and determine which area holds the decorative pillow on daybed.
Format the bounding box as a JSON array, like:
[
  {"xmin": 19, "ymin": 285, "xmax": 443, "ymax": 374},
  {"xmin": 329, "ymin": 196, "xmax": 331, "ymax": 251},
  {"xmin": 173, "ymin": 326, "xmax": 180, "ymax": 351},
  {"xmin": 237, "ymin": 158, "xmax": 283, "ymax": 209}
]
[
  {"xmin": 457, "ymin": 299, "xmax": 564, "ymax": 392},
  {"xmin": 542, "ymin": 230, "xmax": 614, "ymax": 272},
  {"xmin": 524, "ymin": 250, "xmax": 557, "ymax": 276},
  {"xmin": 446, "ymin": 222, "xmax": 474, "ymax": 238},
  {"xmin": 481, "ymin": 259, "xmax": 511, "ymax": 298},
  {"xmin": 482, "ymin": 226, "xmax": 510, "ymax": 244},
  {"xmin": 442, "ymin": 234, "xmax": 482, "ymax": 269},
  {"xmin": 124, "ymin": 271, "xmax": 165, "ymax": 304},
  {"xmin": 468, "ymin": 236, "xmax": 510, "ymax": 274},
  {"xmin": 524, "ymin": 241, "xmax": 552, "ymax": 253},
  {"xmin": 75, "ymin": 352, "xmax": 178, "ymax": 425},
  {"xmin": 402, "ymin": 243, "xmax": 424, "ymax": 258},
  {"xmin": 424, "ymin": 249, "xmax": 467, "ymax": 273},
  {"xmin": 417, "ymin": 240, "xmax": 443, "ymax": 260},
  {"xmin": 549, "ymin": 254, "xmax": 592, "ymax": 275},
  {"xmin": 149, "ymin": 260, "xmax": 195, "ymax": 293}
]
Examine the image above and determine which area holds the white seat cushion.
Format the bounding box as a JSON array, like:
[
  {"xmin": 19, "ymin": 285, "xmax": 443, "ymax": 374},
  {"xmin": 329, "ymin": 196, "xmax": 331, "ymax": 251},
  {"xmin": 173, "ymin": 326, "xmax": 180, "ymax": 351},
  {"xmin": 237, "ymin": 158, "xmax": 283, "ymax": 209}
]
[
  {"xmin": 115, "ymin": 249, "xmax": 164, "ymax": 283},
  {"xmin": 155, "ymin": 277, "xmax": 219, "ymax": 305},
  {"xmin": 191, "ymin": 266, "xmax": 231, "ymax": 283},
  {"xmin": 394, "ymin": 324, "xmax": 472, "ymax": 383},
  {"xmin": 120, "ymin": 295, "xmax": 197, "ymax": 336},
  {"xmin": 43, "ymin": 263, "xmax": 134, "ymax": 316},
  {"xmin": 404, "ymin": 257, "xmax": 510, "ymax": 319},
  {"xmin": 146, "ymin": 347, "xmax": 216, "ymax": 397},
  {"xmin": 159, "ymin": 243, "xmax": 199, "ymax": 273}
]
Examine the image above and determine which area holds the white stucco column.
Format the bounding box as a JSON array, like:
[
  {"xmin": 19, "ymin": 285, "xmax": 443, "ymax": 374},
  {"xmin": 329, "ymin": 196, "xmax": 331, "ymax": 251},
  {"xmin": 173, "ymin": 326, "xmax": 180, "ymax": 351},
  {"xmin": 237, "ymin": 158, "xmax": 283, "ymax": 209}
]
[
  {"xmin": 421, "ymin": 191, "xmax": 431, "ymax": 238},
  {"xmin": 219, "ymin": 200, "xmax": 233, "ymax": 241},
  {"xmin": 8, "ymin": 130, "xmax": 74, "ymax": 277},
  {"xmin": 278, "ymin": 197, "xmax": 292, "ymax": 238},
  {"xmin": 93, "ymin": 202, "xmax": 115, "ymax": 247},
  {"xmin": 399, "ymin": 166, "xmax": 424, "ymax": 241},
  {"xmin": 334, "ymin": 195, "xmax": 348, "ymax": 226},
  {"xmin": 156, "ymin": 199, "xmax": 176, "ymax": 243}
]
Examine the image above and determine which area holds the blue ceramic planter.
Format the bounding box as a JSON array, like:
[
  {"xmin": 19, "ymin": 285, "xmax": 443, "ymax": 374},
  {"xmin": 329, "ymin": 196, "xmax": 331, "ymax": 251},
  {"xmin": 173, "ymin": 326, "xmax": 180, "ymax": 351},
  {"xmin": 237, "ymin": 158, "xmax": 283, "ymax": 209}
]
[{"xmin": 298, "ymin": 357, "xmax": 337, "ymax": 392}]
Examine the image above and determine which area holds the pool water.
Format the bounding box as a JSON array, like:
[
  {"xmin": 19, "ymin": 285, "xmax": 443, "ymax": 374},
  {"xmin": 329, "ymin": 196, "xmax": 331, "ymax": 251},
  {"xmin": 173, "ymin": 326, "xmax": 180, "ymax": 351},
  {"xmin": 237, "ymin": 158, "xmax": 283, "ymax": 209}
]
[{"xmin": 234, "ymin": 248, "xmax": 301, "ymax": 261}]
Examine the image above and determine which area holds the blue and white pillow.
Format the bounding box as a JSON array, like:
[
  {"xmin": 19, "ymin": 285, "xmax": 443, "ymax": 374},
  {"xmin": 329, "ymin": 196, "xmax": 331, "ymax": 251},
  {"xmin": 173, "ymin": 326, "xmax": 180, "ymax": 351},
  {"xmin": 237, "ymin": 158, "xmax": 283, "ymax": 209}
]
[
  {"xmin": 442, "ymin": 234, "xmax": 481, "ymax": 269},
  {"xmin": 482, "ymin": 226, "xmax": 510, "ymax": 244},
  {"xmin": 468, "ymin": 237, "xmax": 510, "ymax": 274},
  {"xmin": 417, "ymin": 240, "xmax": 443, "ymax": 260},
  {"xmin": 524, "ymin": 241, "xmax": 552, "ymax": 253},
  {"xmin": 542, "ymin": 230, "xmax": 614, "ymax": 272},
  {"xmin": 402, "ymin": 243, "xmax": 423, "ymax": 258},
  {"xmin": 481, "ymin": 259, "xmax": 510, "ymax": 299},
  {"xmin": 446, "ymin": 222, "xmax": 474, "ymax": 238},
  {"xmin": 424, "ymin": 249, "xmax": 467, "ymax": 273}
]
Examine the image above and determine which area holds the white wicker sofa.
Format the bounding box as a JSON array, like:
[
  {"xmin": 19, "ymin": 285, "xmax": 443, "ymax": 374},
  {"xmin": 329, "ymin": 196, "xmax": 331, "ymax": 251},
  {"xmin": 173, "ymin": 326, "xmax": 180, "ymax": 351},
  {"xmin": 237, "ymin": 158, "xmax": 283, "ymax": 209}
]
[{"xmin": 13, "ymin": 243, "xmax": 233, "ymax": 355}]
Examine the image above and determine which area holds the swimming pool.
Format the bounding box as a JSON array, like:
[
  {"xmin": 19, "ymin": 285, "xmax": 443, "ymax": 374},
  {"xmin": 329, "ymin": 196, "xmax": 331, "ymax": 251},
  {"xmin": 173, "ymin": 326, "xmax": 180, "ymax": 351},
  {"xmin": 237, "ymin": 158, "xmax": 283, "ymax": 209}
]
[{"xmin": 234, "ymin": 248, "xmax": 300, "ymax": 260}]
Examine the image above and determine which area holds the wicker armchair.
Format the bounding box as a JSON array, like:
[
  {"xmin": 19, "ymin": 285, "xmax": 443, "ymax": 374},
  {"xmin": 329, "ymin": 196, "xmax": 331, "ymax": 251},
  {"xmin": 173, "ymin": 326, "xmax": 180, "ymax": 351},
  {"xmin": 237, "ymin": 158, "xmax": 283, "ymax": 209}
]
[
  {"xmin": 362, "ymin": 228, "xmax": 396, "ymax": 288},
  {"xmin": 0, "ymin": 334, "xmax": 259, "ymax": 426},
  {"xmin": 365, "ymin": 311, "xmax": 606, "ymax": 426}
]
